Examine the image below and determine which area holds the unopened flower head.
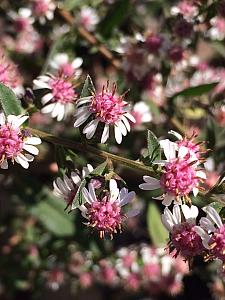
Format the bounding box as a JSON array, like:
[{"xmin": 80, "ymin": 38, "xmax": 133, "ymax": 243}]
[
  {"xmin": 0, "ymin": 113, "xmax": 41, "ymax": 169},
  {"xmin": 78, "ymin": 179, "xmax": 138, "ymax": 238},
  {"xmin": 53, "ymin": 164, "xmax": 94, "ymax": 209},
  {"xmin": 74, "ymin": 81, "xmax": 135, "ymax": 144},
  {"xmin": 195, "ymin": 206, "xmax": 225, "ymax": 268},
  {"xmin": 32, "ymin": 0, "xmax": 55, "ymax": 24},
  {"xmin": 33, "ymin": 74, "xmax": 78, "ymax": 121},
  {"xmin": 50, "ymin": 53, "xmax": 83, "ymax": 78},
  {"xmin": 162, "ymin": 205, "xmax": 203, "ymax": 259},
  {"xmin": 139, "ymin": 139, "xmax": 206, "ymax": 206}
]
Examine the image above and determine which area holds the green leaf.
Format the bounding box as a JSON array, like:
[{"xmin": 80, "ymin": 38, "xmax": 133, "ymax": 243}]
[
  {"xmin": 71, "ymin": 161, "xmax": 108, "ymax": 209},
  {"xmin": 171, "ymin": 82, "xmax": 218, "ymax": 99},
  {"xmin": 0, "ymin": 83, "xmax": 22, "ymax": 116},
  {"xmin": 31, "ymin": 191, "xmax": 75, "ymax": 236},
  {"xmin": 147, "ymin": 202, "xmax": 168, "ymax": 246},
  {"xmin": 147, "ymin": 130, "xmax": 161, "ymax": 162},
  {"xmin": 80, "ymin": 75, "xmax": 95, "ymax": 98},
  {"xmin": 99, "ymin": 0, "xmax": 130, "ymax": 37}
]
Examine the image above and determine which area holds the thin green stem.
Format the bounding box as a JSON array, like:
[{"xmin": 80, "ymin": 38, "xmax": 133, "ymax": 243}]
[{"xmin": 29, "ymin": 128, "xmax": 158, "ymax": 177}]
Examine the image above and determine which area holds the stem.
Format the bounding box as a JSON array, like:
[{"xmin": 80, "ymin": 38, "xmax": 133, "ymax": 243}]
[
  {"xmin": 57, "ymin": 8, "xmax": 121, "ymax": 69},
  {"xmin": 29, "ymin": 128, "xmax": 158, "ymax": 177}
]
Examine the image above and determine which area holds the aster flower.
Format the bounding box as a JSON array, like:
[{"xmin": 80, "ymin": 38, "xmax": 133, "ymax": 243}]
[
  {"xmin": 208, "ymin": 17, "xmax": 225, "ymax": 41},
  {"xmin": 78, "ymin": 7, "xmax": 99, "ymax": 32},
  {"xmin": 131, "ymin": 101, "xmax": 152, "ymax": 129},
  {"xmin": 195, "ymin": 206, "xmax": 225, "ymax": 267},
  {"xmin": 78, "ymin": 179, "xmax": 138, "ymax": 238},
  {"xmin": 31, "ymin": 0, "xmax": 55, "ymax": 24},
  {"xmin": 0, "ymin": 113, "xmax": 41, "ymax": 169},
  {"xmin": 74, "ymin": 81, "xmax": 135, "ymax": 144},
  {"xmin": 139, "ymin": 139, "xmax": 206, "ymax": 205},
  {"xmin": 33, "ymin": 74, "xmax": 78, "ymax": 121},
  {"xmin": 171, "ymin": 1, "xmax": 198, "ymax": 20},
  {"xmin": 50, "ymin": 53, "xmax": 83, "ymax": 78},
  {"xmin": 161, "ymin": 204, "xmax": 203, "ymax": 259},
  {"xmin": 8, "ymin": 8, "xmax": 34, "ymax": 32},
  {"xmin": 0, "ymin": 51, "xmax": 24, "ymax": 95},
  {"xmin": 53, "ymin": 164, "xmax": 93, "ymax": 209}
]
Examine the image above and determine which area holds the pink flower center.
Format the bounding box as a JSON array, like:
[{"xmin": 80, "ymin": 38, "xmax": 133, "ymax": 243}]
[
  {"xmin": 209, "ymin": 225, "xmax": 225, "ymax": 262},
  {"xmin": 171, "ymin": 222, "xmax": 203, "ymax": 258},
  {"xmin": 15, "ymin": 18, "xmax": 30, "ymax": 32},
  {"xmin": 160, "ymin": 159, "xmax": 198, "ymax": 196},
  {"xmin": 33, "ymin": 0, "xmax": 49, "ymax": 16},
  {"xmin": 146, "ymin": 34, "xmax": 163, "ymax": 54},
  {"xmin": 87, "ymin": 199, "xmax": 122, "ymax": 237},
  {"xmin": 49, "ymin": 78, "xmax": 76, "ymax": 104},
  {"xmin": 90, "ymin": 91, "xmax": 125, "ymax": 124},
  {"xmin": 59, "ymin": 63, "xmax": 75, "ymax": 77},
  {"xmin": 0, "ymin": 124, "xmax": 24, "ymax": 160}
]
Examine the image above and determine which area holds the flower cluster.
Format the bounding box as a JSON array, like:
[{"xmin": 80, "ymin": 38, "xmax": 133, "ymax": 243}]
[{"xmin": 66, "ymin": 244, "xmax": 188, "ymax": 295}]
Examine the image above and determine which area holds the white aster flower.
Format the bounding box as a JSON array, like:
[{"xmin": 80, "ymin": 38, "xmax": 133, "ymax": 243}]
[
  {"xmin": 50, "ymin": 53, "xmax": 83, "ymax": 78},
  {"xmin": 33, "ymin": 74, "xmax": 78, "ymax": 121},
  {"xmin": 139, "ymin": 139, "xmax": 206, "ymax": 205},
  {"xmin": 53, "ymin": 164, "xmax": 93, "ymax": 209},
  {"xmin": 0, "ymin": 113, "xmax": 41, "ymax": 169},
  {"xmin": 74, "ymin": 82, "xmax": 136, "ymax": 144},
  {"xmin": 78, "ymin": 179, "xmax": 139, "ymax": 238}
]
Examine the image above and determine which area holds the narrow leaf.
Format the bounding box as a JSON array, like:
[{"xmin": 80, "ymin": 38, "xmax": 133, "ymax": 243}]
[
  {"xmin": 0, "ymin": 83, "xmax": 22, "ymax": 116},
  {"xmin": 147, "ymin": 130, "xmax": 161, "ymax": 162},
  {"xmin": 80, "ymin": 75, "xmax": 95, "ymax": 98},
  {"xmin": 171, "ymin": 82, "xmax": 218, "ymax": 99},
  {"xmin": 147, "ymin": 202, "xmax": 168, "ymax": 246}
]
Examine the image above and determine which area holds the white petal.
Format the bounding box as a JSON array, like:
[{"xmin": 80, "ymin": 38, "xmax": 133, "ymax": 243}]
[
  {"xmin": 25, "ymin": 137, "xmax": 41, "ymax": 145},
  {"xmin": 139, "ymin": 176, "xmax": 160, "ymax": 190},
  {"xmin": 15, "ymin": 154, "xmax": 29, "ymax": 169},
  {"xmin": 88, "ymin": 183, "xmax": 97, "ymax": 202},
  {"xmin": 192, "ymin": 187, "xmax": 199, "ymax": 197},
  {"xmin": 74, "ymin": 111, "xmax": 91, "ymax": 127},
  {"xmin": 124, "ymin": 112, "xmax": 136, "ymax": 123},
  {"xmin": 178, "ymin": 146, "xmax": 189, "ymax": 159},
  {"xmin": 71, "ymin": 172, "xmax": 81, "ymax": 185},
  {"xmin": 23, "ymin": 144, "xmax": 39, "ymax": 155},
  {"xmin": 101, "ymin": 124, "xmax": 109, "ymax": 143},
  {"xmin": 83, "ymin": 119, "xmax": 99, "ymax": 139},
  {"xmin": 162, "ymin": 193, "xmax": 175, "ymax": 206},
  {"xmin": 0, "ymin": 112, "xmax": 6, "ymax": 125},
  {"xmin": 115, "ymin": 126, "xmax": 123, "ymax": 144},
  {"xmin": 117, "ymin": 120, "xmax": 127, "ymax": 136},
  {"xmin": 181, "ymin": 204, "xmax": 198, "ymax": 220},
  {"xmin": 41, "ymin": 103, "xmax": 55, "ymax": 114},
  {"xmin": 204, "ymin": 206, "xmax": 223, "ymax": 228},
  {"xmin": 120, "ymin": 191, "xmax": 135, "ymax": 206},
  {"xmin": 168, "ymin": 130, "xmax": 182, "ymax": 140},
  {"xmin": 42, "ymin": 93, "xmax": 53, "ymax": 105},
  {"xmin": 109, "ymin": 179, "xmax": 119, "ymax": 202},
  {"xmin": 196, "ymin": 170, "xmax": 207, "ymax": 179},
  {"xmin": 126, "ymin": 209, "xmax": 139, "ymax": 218},
  {"xmin": 52, "ymin": 102, "xmax": 63, "ymax": 119},
  {"xmin": 173, "ymin": 205, "xmax": 181, "ymax": 224},
  {"xmin": 56, "ymin": 105, "xmax": 65, "ymax": 121},
  {"xmin": 33, "ymin": 79, "xmax": 50, "ymax": 89},
  {"xmin": 160, "ymin": 139, "xmax": 177, "ymax": 161},
  {"xmin": 121, "ymin": 115, "xmax": 131, "ymax": 132},
  {"xmin": 82, "ymin": 187, "xmax": 94, "ymax": 204},
  {"xmin": 72, "ymin": 57, "xmax": 83, "ymax": 68}
]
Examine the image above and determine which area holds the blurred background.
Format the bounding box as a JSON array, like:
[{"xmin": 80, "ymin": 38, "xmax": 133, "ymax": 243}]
[{"xmin": 1, "ymin": 0, "xmax": 225, "ymax": 299}]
